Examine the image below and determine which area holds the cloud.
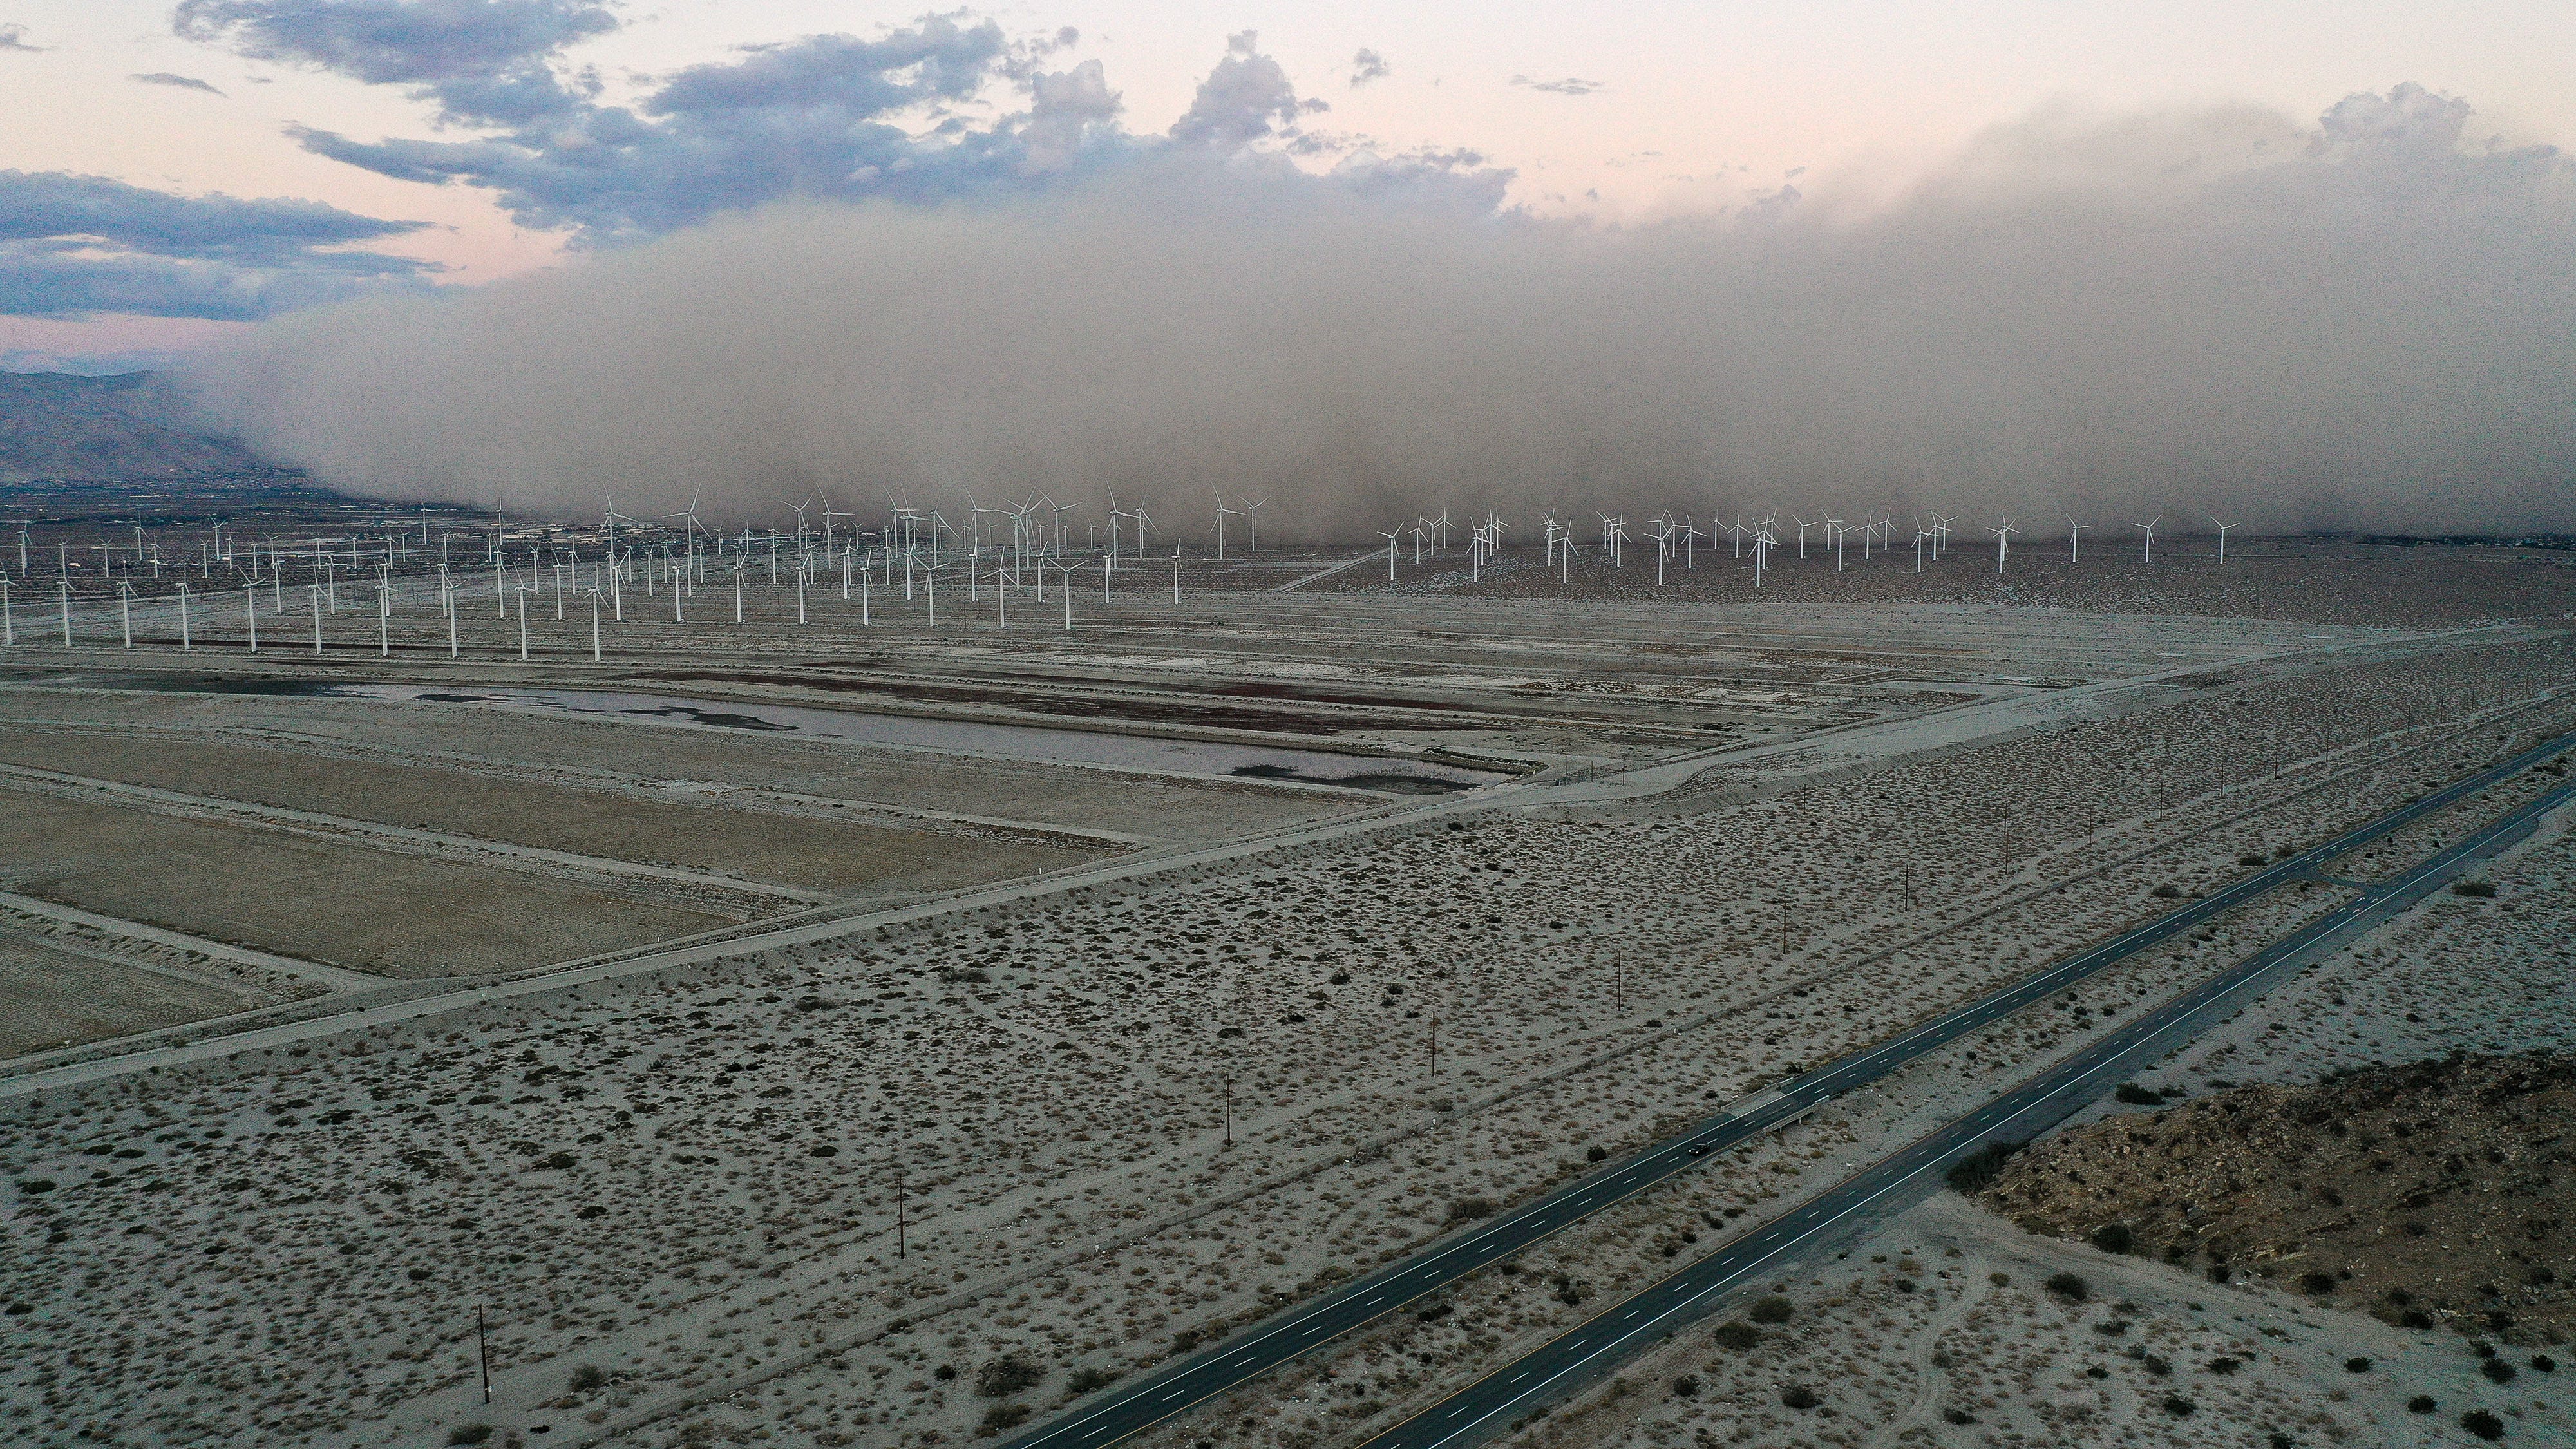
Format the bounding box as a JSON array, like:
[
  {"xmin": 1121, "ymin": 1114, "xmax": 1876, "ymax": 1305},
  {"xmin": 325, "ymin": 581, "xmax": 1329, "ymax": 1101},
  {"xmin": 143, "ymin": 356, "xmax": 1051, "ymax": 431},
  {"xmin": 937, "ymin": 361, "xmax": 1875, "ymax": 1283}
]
[
  {"xmin": 182, "ymin": 88, "xmax": 2576, "ymax": 537},
  {"xmin": 245, "ymin": 12, "xmax": 1105, "ymax": 245},
  {"xmin": 1170, "ymin": 30, "xmax": 1322, "ymax": 149},
  {"xmin": 1327, "ymin": 147, "xmax": 1512, "ymax": 214},
  {"xmin": 1511, "ymin": 75, "xmax": 1602, "ymax": 97},
  {"xmin": 0, "ymin": 22, "xmax": 40, "ymax": 51},
  {"xmin": 193, "ymin": 13, "xmax": 1340, "ymax": 247},
  {"xmin": 1349, "ymin": 48, "xmax": 1388, "ymax": 88},
  {"xmin": 173, "ymin": 0, "xmax": 616, "ymax": 79},
  {"xmin": 0, "ymin": 169, "xmax": 436, "ymax": 319},
  {"xmin": 132, "ymin": 71, "xmax": 227, "ymax": 95},
  {"xmin": 1022, "ymin": 58, "xmax": 1120, "ymax": 174}
]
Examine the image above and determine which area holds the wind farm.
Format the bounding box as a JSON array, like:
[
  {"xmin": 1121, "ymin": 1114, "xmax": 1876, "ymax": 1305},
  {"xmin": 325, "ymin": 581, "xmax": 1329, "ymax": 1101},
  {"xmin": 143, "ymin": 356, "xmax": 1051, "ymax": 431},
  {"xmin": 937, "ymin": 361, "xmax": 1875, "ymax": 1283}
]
[
  {"xmin": 12, "ymin": 0, "xmax": 2576, "ymax": 1437},
  {"xmin": 0, "ymin": 466, "xmax": 2572, "ymax": 1449}
]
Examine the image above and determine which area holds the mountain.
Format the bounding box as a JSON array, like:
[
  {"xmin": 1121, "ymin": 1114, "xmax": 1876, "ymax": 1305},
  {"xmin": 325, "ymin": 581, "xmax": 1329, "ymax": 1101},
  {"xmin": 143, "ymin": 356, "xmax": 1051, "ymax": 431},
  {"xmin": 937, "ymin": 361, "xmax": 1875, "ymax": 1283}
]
[{"xmin": 0, "ymin": 372, "xmax": 267, "ymax": 484}]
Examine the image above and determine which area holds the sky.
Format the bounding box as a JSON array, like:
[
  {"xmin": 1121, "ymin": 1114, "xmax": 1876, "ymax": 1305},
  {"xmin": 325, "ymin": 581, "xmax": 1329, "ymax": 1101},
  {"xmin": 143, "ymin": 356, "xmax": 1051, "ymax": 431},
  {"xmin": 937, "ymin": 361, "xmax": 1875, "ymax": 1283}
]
[
  {"xmin": 6, "ymin": 0, "xmax": 2574, "ymax": 371},
  {"xmin": 6, "ymin": 3, "xmax": 2575, "ymax": 535}
]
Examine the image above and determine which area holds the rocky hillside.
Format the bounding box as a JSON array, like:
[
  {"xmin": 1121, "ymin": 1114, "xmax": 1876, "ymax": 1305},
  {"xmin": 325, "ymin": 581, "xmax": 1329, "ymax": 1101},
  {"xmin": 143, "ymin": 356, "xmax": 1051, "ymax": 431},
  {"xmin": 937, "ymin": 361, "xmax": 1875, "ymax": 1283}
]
[
  {"xmin": 0, "ymin": 372, "xmax": 264, "ymax": 482},
  {"xmin": 1979, "ymin": 1052, "xmax": 2573, "ymax": 1347}
]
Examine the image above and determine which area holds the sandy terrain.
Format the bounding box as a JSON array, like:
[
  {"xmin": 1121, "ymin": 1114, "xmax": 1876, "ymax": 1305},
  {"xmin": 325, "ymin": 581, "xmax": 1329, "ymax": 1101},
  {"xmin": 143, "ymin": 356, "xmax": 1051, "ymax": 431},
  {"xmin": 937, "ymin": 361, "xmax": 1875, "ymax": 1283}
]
[
  {"xmin": 0, "ymin": 929, "xmax": 281, "ymax": 1057},
  {"xmin": 0, "ymin": 724, "xmax": 1106, "ymax": 898},
  {"xmin": 0, "ymin": 788, "xmax": 738, "ymax": 974},
  {"xmin": 1, "ymin": 614, "xmax": 2564, "ymax": 1449},
  {"xmin": 1980, "ymin": 1051, "xmax": 2574, "ymax": 1347},
  {"xmin": 3, "ymin": 506, "xmax": 2573, "ymax": 1449}
]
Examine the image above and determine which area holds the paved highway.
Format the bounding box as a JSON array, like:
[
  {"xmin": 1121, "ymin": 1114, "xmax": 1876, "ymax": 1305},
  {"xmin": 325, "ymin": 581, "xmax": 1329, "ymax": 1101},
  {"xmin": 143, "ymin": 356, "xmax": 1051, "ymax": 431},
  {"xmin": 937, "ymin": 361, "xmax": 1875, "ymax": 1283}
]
[{"xmin": 1004, "ymin": 728, "xmax": 2576, "ymax": 1449}]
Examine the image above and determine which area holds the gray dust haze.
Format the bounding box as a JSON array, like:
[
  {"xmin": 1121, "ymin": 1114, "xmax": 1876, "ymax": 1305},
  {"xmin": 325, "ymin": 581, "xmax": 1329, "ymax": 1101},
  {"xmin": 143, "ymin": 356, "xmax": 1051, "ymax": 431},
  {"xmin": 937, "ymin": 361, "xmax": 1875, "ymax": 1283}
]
[{"xmin": 184, "ymin": 86, "xmax": 2576, "ymax": 540}]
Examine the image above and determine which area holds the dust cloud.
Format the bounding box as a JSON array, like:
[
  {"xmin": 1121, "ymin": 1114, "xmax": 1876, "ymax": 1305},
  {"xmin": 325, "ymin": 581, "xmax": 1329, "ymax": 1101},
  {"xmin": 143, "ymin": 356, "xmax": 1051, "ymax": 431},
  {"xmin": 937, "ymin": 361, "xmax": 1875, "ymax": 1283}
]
[{"xmin": 182, "ymin": 86, "xmax": 2576, "ymax": 540}]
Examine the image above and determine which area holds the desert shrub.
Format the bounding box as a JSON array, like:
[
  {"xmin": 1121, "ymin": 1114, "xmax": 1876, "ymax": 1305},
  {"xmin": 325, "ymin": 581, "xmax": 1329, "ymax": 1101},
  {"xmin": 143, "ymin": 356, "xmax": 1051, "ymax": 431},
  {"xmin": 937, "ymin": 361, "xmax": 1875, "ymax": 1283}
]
[
  {"xmin": 1551, "ymin": 1274, "xmax": 1586, "ymax": 1307},
  {"xmin": 2298, "ymin": 1271, "xmax": 2337, "ymax": 1295},
  {"xmin": 2400, "ymin": 1310, "xmax": 2435, "ymax": 1329},
  {"xmin": 447, "ymin": 1429, "xmax": 492, "ymax": 1447},
  {"xmin": 1065, "ymin": 1367, "xmax": 1117, "ymax": 1396},
  {"xmin": 2113, "ymin": 1083, "xmax": 2163, "ymax": 1106},
  {"xmin": 2407, "ymin": 1395, "xmax": 2438, "ymax": 1413},
  {"xmin": 2045, "ymin": 1272, "xmax": 2089, "ymax": 1301},
  {"xmin": 1670, "ymin": 1374, "xmax": 1698, "ymax": 1397},
  {"xmin": 2152, "ymin": 884, "xmax": 2182, "ymax": 898},
  {"xmin": 1710, "ymin": 1321, "xmax": 1763, "ymax": 1350},
  {"xmin": 1942, "ymin": 1408, "xmax": 1977, "ymax": 1425},
  {"xmin": 2162, "ymin": 1395, "xmax": 2195, "ymax": 1416},
  {"xmin": 1780, "ymin": 1387, "xmax": 1818, "ymax": 1410},
  {"xmin": 1944, "ymin": 1141, "xmax": 2025, "ymax": 1193},
  {"xmin": 933, "ymin": 1365, "xmax": 956, "ymax": 1381},
  {"xmin": 939, "ymin": 966, "xmax": 992, "ymax": 983},
  {"xmin": 977, "ymin": 1355, "xmax": 1044, "ymax": 1397},
  {"xmin": 1416, "ymin": 1303, "xmax": 1453, "ymax": 1323},
  {"xmin": 2452, "ymin": 880, "xmax": 2497, "ymax": 898},
  {"xmin": 569, "ymin": 1364, "xmax": 606, "ymax": 1392},
  {"xmin": 2091, "ymin": 1224, "xmax": 2135, "ymax": 1254},
  {"xmin": 2238, "ymin": 853, "xmax": 2266, "ymax": 867},
  {"xmin": 2461, "ymin": 1409, "xmax": 2505, "ymax": 1440},
  {"xmin": 1446, "ymin": 1197, "xmax": 1497, "ymax": 1222},
  {"xmin": 2481, "ymin": 1359, "xmax": 2518, "ymax": 1384},
  {"xmin": 1585, "ymin": 1145, "xmax": 1609, "ymax": 1163},
  {"xmin": 981, "ymin": 1404, "xmax": 1032, "ymax": 1431},
  {"xmin": 2535, "ymin": 1355, "xmax": 2559, "ymax": 1372},
  {"xmin": 2344, "ymin": 1357, "xmax": 2372, "ymax": 1373},
  {"xmin": 1748, "ymin": 1296, "xmax": 1794, "ymax": 1325},
  {"xmin": 2204, "ymin": 1356, "xmax": 2238, "ymax": 1373}
]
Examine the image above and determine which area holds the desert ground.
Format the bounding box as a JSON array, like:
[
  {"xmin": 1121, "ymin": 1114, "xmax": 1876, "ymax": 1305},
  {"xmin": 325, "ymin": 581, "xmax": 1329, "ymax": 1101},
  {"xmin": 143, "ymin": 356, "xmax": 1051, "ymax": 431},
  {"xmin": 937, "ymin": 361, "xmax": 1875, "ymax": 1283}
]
[{"xmin": 1, "ymin": 500, "xmax": 2571, "ymax": 1449}]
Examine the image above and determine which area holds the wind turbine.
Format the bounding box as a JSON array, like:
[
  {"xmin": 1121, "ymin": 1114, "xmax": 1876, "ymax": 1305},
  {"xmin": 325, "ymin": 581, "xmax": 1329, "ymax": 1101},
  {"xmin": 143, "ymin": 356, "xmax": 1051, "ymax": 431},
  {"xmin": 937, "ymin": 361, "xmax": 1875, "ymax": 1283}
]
[
  {"xmin": 1989, "ymin": 514, "xmax": 2018, "ymax": 574},
  {"xmin": 2135, "ymin": 514, "xmax": 2163, "ymax": 564},
  {"xmin": 2210, "ymin": 516, "xmax": 2237, "ymax": 564},
  {"xmin": 663, "ymin": 493, "xmax": 704, "ymax": 564},
  {"xmin": 820, "ymin": 490, "xmax": 848, "ymax": 560},
  {"xmin": 2065, "ymin": 516, "xmax": 2087, "ymax": 563},
  {"xmin": 1241, "ymin": 497, "xmax": 1267, "ymax": 553},
  {"xmin": 1380, "ymin": 527, "xmax": 1401, "ymax": 582}
]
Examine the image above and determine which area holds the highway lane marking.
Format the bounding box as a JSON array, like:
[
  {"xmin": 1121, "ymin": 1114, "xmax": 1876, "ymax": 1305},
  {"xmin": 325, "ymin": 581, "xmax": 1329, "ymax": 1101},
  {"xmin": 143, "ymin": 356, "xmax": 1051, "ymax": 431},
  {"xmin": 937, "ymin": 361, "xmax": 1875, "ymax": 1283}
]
[
  {"xmin": 1009, "ymin": 744, "xmax": 2576, "ymax": 1449},
  {"xmin": 1362, "ymin": 775, "xmax": 2576, "ymax": 1449}
]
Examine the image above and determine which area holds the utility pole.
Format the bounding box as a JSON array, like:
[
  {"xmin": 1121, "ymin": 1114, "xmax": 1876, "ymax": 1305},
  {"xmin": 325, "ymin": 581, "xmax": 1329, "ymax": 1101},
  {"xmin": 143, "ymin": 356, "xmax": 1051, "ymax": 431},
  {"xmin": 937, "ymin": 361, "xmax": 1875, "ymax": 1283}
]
[
  {"xmin": 895, "ymin": 1170, "xmax": 907, "ymax": 1260},
  {"xmin": 477, "ymin": 1307, "xmax": 491, "ymax": 1403},
  {"xmin": 1222, "ymin": 1077, "xmax": 1233, "ymax": 1148}
]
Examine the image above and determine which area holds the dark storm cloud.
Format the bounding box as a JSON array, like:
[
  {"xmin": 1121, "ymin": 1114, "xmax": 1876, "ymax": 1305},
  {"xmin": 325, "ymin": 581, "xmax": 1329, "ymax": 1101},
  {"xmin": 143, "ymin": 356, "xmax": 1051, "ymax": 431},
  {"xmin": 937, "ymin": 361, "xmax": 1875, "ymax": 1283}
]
[
  {"xmin": 172, "ymin": 0, "xmax": 616, "ymax": 95},
  {"xmin": 215, "ymin": 10, "xmax": 1130, "ymax": 245},
  {"xmin": 182, "ymin": 86, "xmax": 2576, "ymax": 537},
  {"xmin": 0, "ymin": 169, "xmax": 435, "ymax": 319}
]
